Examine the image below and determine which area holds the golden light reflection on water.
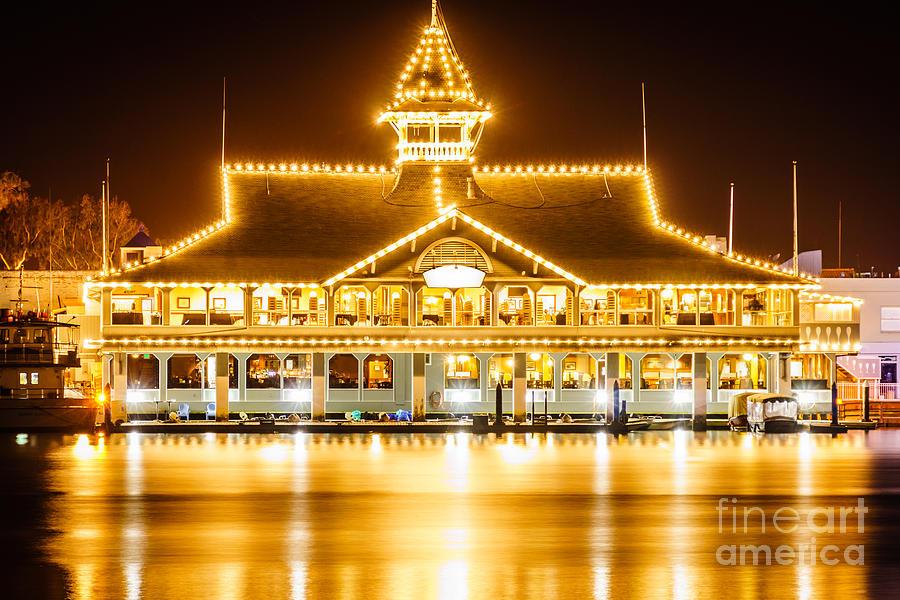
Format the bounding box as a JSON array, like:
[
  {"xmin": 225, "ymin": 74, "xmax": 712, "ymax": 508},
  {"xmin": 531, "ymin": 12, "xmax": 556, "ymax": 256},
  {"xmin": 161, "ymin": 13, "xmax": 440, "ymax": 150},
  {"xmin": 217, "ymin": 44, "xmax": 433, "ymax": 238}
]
[{"xmin": 27, "ymin": 430, "xmax": 897, "ymax": 599}]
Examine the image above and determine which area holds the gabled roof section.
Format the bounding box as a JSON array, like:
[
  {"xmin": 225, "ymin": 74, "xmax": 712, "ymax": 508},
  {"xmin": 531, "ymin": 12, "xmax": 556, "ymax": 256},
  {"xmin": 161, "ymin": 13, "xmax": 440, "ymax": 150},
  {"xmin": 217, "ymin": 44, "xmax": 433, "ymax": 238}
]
[
  {"xmin": 97, "ymin": 161, "xmax": 817, "ymax": 288},
  {"xmin": 122, "ymin": 227, "xmax": 158, "ymax": 248}
]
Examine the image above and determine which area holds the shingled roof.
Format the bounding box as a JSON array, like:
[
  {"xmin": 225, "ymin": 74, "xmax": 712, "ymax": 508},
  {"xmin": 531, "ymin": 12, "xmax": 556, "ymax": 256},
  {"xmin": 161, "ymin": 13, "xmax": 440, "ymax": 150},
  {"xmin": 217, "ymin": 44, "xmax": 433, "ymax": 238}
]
[{"xmin": 103, "ymin": 163, "xmax": 811, "ymax": 286}]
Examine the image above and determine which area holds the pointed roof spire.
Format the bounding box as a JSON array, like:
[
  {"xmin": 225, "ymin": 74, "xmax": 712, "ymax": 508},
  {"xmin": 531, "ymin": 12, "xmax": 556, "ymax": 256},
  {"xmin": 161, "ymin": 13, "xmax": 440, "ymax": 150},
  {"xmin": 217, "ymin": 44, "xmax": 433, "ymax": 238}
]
[{"xmin": 384, "ymin": 0, "xmax": 487, "ymax": 110}]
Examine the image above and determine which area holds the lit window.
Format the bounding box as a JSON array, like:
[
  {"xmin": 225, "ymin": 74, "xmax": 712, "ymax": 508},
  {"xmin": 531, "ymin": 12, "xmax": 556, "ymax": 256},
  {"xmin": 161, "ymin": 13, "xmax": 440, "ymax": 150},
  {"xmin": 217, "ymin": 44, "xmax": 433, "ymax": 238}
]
[
  {"xmin": 445, "ymin": 354, "xmax": 478, "ymax": 389},
  {"xmin": 19, "ymin": 372, "xmax": 27, "ymax": 385},
  {"xmin": 364, "ymin": 354, "xmax": 393, "ymax": 389},
  {"xmin": 246, "ymin": 354, "xmax": 281, "ymax": 389},
  {"xmin": 488, "ymin": 354, "xmax": 513, "ymax": 389},
  {"xmin": 718, "ymin": 353, "xmax": 767, "ymax": 390},
  {"xmin": 329, "ymin": 354, "xmax": 359, "ymax": 389},
  {"xmin": 526, "ymin": 353, "xmax": 553, "ymax": 389},
  {"xmin": 562, "ymin": 354, "xmax": 596, "ymax": 389},
  {"xmin": 30, "ymin": 373, "xmax": 39, "ymax": 385},
  {"xmin": 283, "ymin": 354, "xmax": 312, "ymax": 390}
]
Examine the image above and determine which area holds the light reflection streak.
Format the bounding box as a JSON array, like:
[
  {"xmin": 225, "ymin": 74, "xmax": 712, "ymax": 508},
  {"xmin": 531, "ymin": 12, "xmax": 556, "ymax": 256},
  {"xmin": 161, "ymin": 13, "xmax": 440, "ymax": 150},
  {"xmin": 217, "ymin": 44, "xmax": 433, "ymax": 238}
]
[{"xmin": 438, "ymin": 559, "xmax": 468, "ymax": 600}]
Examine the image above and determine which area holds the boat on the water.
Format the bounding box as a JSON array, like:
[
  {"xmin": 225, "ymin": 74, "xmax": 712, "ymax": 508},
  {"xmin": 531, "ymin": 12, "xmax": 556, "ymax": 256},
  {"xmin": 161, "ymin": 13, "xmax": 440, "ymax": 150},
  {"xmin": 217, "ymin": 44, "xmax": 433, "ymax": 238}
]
[
  {"xmin": 0, "ymin": 308, "xmax": 97, "ymax": 432},
  {"xmin": 746, "ymin": 393, "xmax": 799, "ymax": 433}
]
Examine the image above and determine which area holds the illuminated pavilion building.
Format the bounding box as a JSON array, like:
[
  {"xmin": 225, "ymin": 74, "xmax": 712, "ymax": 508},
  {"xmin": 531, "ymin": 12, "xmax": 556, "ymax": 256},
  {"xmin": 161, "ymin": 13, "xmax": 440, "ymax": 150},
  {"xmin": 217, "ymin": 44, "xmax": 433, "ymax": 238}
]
[{"xmin": 87, "ymin": 2, "xmax": 860, "ymax": 426}]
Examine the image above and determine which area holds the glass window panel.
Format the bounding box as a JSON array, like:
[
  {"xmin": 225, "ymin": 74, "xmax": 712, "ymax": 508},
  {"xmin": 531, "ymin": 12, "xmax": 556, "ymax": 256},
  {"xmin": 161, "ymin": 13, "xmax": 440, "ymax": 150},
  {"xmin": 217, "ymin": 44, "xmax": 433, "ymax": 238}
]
[
  {"xmin": 445, "ymin": 353, "xmax": 479, "ymax": 389},
  {"xmin": 167, "ymin": 354, "xmax": 202, "ymax": 389},
  {"xmin": 488, "ymin": 354, "xmax": 513, "ymax": 389},
  {"xmin": 364, "ymin": 354, "xmax": 393, "ymax": 389},
  {"xmin": 562, "ymin": 354, "xmax": 596, "ymax": 389},
  {"xmin": 246, "ymin": 354, "xmax": 281, "ymax": 388},
  {"xmin": 127, "ymin": 354, "xmax": 159, "ymax": 389},
  {"xmin": 329, "ymin": 354, "xmax": 359, "ymax": 389}
]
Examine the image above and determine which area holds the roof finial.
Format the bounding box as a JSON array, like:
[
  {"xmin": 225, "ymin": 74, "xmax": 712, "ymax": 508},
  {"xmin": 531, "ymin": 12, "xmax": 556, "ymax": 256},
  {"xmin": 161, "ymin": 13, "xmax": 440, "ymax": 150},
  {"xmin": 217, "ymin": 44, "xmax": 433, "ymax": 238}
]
[{"xmin": 431, "ymin": 0, "xmax": 438, "ymax": 26}]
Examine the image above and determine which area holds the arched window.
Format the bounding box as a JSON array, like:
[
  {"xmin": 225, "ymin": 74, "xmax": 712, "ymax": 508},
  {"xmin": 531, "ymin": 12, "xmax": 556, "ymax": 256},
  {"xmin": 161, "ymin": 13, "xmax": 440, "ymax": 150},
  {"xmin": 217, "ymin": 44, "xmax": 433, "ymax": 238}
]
[
  {"xmin": 445, "ymin": 353, "xmax": 479, "ymax": 389},
  {"xmin": 415, "ymin": 238, "xmax": 492, "ymax": 273},
  {"xmin": 246, "ymin": 354, "xmax": 281, "ymax": 388},
  {"xmin": 364, "ymin": 354, "xmax": 393, "ymax": 389},
  {"xmin": 329, "ymin": 354, "xmax": 359, "ymax": 389}
]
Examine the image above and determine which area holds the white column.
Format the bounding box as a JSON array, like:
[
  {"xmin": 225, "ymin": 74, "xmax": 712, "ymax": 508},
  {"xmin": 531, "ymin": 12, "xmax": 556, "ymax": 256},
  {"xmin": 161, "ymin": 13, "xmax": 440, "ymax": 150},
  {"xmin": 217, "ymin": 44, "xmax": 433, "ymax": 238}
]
[
  {"xmin": 778, "ymin": 351, "xmax": 793, "ymax": 395},
  {"xmin": 550, "ymin": 352, "xmax": 566, "ymax": 407},
  {"xmin": 513, "ymin": 352, "xmax": 527, "ymax": 422},
  {"xmin": 626, "ymin": 352, "xmax": 644, "ymax": 407},
  {"xmin": 113, "ymin": 352, "xmax": 127, "ymax": 404},
  {"xmin": 412, "ymin": 352, "xmax": 426, "ymax": 421},
  {"xmin": 605, "ymin": 352, "xmax": 620, "ymax": 423},
  {"xmin": 708, "ymin": 352, "xmax": 724, "ymax": 409},
  {"xmin": 312, "ymin": 352, "xmax": 327, "ymax": 421},
  {"xmin": 692, "ymin": 352, "xmax": 708, "ymax": 431},
  {"xmin": 474, "ymin": 352, "xmax": 493, "ymax": 407},
  {"xmin": 215, "ymin": 352, "xmax": 230, "ymax": 421}
]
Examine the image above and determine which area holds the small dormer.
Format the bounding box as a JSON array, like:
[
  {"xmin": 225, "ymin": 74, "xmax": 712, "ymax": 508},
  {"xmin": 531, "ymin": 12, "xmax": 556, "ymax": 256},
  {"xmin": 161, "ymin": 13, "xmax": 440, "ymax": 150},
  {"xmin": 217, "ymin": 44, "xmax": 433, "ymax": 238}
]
[
  {"xmin": 119, "ymin": 226, "xmax": 161, "ymax": 268},
  {"xmin": 377, "ymin": 1, "xmax": 491, "ymax": 164}
]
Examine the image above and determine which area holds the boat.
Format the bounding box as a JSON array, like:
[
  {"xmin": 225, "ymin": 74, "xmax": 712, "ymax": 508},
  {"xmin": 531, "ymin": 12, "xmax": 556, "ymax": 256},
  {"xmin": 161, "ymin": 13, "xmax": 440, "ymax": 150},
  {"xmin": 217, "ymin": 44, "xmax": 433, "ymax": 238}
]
[
  {"xmin": 746, "ymin": 393, "xmax": 799, "ymax": 433},
  {"xmin": 0, "ymin": 308, "xmax": 98, "ymax": 431},
  {"xmin": 727, "ymin": 392, "xmax": 755, "ymax": 431}
]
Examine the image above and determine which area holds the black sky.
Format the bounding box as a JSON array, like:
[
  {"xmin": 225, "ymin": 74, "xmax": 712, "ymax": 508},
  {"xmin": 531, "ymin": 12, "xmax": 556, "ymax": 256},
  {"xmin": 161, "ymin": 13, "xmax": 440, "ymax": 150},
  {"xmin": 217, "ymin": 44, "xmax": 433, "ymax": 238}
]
[{"xmin": 2, "ymin": 0, "xmax": 897, "ymax": 272}]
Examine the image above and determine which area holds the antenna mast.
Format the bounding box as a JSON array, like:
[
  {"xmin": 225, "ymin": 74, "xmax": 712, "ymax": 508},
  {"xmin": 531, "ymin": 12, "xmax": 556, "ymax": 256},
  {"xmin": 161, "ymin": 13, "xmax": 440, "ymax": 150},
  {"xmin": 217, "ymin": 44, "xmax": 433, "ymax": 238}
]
[
  {"xmin": 728, "ymin": 182, "xmax": 734, "ymax": 255},
  {"xmin": 792, "ymin": 160, "xmax": 799, "ymax": 276},
  {"xmin": 641, "ymin": 82, "xmax": 647, "ymax": 170},
  {"xmin": 101, "ymin": 179, "xmax": 108, "ymax": 273},
  {"xmin": 221, "ymin": 76, "xmax": 226, "ymax": 171},
  {"xmin": 838, "ymin": 200, "xmax": 842, "ymax": 269}
]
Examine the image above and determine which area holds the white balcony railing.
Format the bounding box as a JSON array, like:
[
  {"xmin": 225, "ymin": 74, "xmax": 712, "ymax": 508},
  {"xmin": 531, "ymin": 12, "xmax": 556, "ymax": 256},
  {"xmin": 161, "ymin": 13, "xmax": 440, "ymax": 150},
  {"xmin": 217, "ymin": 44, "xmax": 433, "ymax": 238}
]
[{"xmin": 399, "ymin": 142, "xmax": 472, "ymax": 162}]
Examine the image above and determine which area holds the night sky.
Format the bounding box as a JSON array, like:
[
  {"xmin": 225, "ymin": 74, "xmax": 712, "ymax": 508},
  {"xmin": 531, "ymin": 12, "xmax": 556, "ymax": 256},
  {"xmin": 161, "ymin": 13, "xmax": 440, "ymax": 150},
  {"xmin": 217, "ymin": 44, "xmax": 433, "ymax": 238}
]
[{"xmin": 2, "ymin": 1, "xmax": 897, "ymax": 272}]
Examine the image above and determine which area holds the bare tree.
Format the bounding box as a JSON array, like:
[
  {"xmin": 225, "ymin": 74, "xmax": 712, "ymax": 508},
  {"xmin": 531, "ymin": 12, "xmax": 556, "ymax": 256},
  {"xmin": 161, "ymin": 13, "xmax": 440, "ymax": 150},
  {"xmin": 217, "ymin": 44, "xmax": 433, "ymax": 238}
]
[{"xmin": 0, "ymin": 172, "xmax": 146, "ymax": 271}]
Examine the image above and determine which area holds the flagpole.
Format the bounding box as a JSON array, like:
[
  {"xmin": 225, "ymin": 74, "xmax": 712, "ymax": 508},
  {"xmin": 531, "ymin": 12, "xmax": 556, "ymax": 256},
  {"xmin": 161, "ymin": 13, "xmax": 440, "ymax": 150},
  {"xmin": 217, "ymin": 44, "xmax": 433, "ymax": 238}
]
[
  {"xmin": 102, "ymin": 180, "xmax": 108, "ymax": 273},
  {"xmin": 221, "ymin": 76, "xmax": 226, "ymax": 171},
  {"xmin": 792, "ymin": 160, "xmax": 798, "ymax": 276},
  {"xmin": 838, "ymin": 200, "xmax": 842, "ymax": 269},
  {"xmin": 641, "ymin": 82, "xmax": 647, "ymax": 171},
  {"xmin": 728, "ymin": 182, "xmax": 734, "ymax": 255}
]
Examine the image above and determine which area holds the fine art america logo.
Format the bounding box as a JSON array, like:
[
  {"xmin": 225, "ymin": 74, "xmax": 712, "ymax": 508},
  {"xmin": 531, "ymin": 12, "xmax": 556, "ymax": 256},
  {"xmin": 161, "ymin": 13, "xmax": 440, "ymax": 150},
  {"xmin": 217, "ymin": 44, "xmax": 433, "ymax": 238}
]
[{"xmin": 715, "ymin": 497, "xmax": 866, "ymax": 566}]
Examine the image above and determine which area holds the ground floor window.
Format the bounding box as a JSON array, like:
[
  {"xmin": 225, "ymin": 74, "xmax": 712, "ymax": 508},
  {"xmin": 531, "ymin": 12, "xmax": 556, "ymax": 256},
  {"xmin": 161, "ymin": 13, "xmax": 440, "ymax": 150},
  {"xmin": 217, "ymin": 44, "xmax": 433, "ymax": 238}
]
[
  {"xmin": 562, "ymin": 354, "xmax": 596, "ymax": 389},
  {"xmin": 284, "ymin": 354, "xmax": 312, "ymax": 389},
  {"xmin": 719, "ymin": 353, "xmax": 767, "ymax": 390},
  {"xmin": 488, "ymin": 354, "xmax": 513, "ymax": 389},
  {"xmin": 364, "ymin": 354, "xmax": 393, "ymax": 389},
  {"xmin": 640, "ymin": 354, "xmax": 693, "ymax": 389},
  {"xmin": 788, "ymin": 353, "xmax": 827, "ymax": 387},
  {"xmin": 127, "ymin": 354, "xmax": 159, "ymax": 389},
  {"xmin": 247, "ymin": 353, "xmax": 281, "ymax": 388},
  {"xmin": 445, "ymin": 353, "xmax": 479, "ymax": 389},
  {"xmin": 527, "ymin": 353, "xmax": 553, "ymax": 389},
  {"xmin": 203, "ymin": 355, "xmax": 239, "ymax": 389},
  {"xmin": 329, "ymin": 354, "xmax": 359, "ymax": 388},
  {"xmin": 168, "ymin": 354, "xmax": 202, "ymax": 388}
]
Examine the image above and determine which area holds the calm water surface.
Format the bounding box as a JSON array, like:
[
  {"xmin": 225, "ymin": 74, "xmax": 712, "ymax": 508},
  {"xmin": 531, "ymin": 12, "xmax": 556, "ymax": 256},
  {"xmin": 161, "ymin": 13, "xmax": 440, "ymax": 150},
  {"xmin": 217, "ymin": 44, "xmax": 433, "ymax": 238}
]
[{"xmin": 3, "ymin": 430, "xmax": 900, "ymax": 599}]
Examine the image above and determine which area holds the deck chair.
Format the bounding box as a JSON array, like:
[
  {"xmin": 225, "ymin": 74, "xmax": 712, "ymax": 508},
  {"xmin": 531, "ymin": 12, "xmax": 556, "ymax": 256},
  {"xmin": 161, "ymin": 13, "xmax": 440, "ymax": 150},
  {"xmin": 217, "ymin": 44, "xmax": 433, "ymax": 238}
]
[
  {"xmin": 206, "ymin": 402, "xmax": 216, "ymax": 420},
  {"xmin": 177, "ymin": 403, "xmax": 191, "ymax": 421}
]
